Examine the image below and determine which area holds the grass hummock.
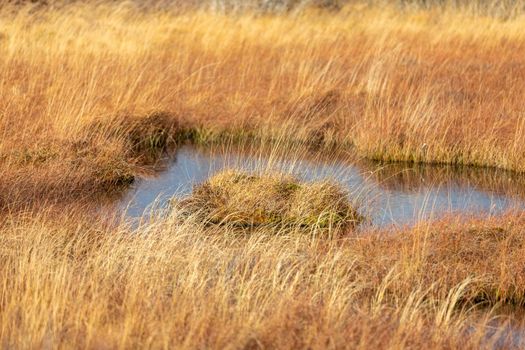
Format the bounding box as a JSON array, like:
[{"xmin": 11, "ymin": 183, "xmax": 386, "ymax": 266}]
[{"xmin": 175, "ymin": 170, "xmax": 362, "ymax": 231}]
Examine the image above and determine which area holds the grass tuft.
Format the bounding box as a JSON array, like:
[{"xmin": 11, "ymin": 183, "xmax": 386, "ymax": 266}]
[{"xmin": 176, "ymin": 170, "xmax": 362, "ymax": 231}]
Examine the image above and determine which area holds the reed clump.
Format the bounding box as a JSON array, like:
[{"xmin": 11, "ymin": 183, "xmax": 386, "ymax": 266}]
[{"xmin": 177, "ymin": 170, "xmax": 362, "ymax": 230}]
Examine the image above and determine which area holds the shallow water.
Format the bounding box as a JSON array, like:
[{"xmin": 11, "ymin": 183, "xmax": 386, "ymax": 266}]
[
  {"xmin": 118, "ymin": 145, "xmax": 524, "ymax": 227},
  {"xmin": 468, "ymin": 307, "xmax": 525, "ymax": 349}
]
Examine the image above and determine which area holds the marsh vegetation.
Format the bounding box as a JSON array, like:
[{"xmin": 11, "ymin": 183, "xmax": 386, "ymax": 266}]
[{"xmin": 1, "ymin": 0, "xmax": 525, "ymax": 348}]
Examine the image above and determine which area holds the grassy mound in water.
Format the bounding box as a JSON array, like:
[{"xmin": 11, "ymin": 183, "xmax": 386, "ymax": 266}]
[{"xmin": 177, "ymin": 170, "xmax": 362, "ymax": 231}]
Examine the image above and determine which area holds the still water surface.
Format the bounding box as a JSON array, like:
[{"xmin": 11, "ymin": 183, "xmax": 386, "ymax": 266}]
[{"xmin": 118, "ymin": 145, "xmax": 524, "ymax": 227}]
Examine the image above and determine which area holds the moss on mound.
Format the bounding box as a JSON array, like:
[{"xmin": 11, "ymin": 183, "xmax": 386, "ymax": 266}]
[{"xmin": 177, "ymin": 170, "xmax": 362, "ymax": 231}]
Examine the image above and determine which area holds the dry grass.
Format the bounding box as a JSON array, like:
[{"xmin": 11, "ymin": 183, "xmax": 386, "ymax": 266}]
[
  {"xmin": 1, "ymin": 1, "xmax": 525, "ymax": 348},
  {"xmin": 1, "ymin": 1, "xmax": 525, "ymax": 206},
  {"xmin": 176, "ymin": 170, "xmax": 362, "ymax": 230},
  {"xmin": 1, "ymin": 209, "xmax": 525, "ymax": 349}
]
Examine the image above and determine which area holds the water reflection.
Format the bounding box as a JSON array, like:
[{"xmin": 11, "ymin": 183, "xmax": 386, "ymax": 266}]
[{"xmin": 118, "ymin": 145, "xmax": 524, "ymax": 227}]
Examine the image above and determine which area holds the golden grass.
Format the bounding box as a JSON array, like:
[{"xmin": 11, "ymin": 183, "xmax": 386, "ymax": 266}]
[
  {"xmin": 2, "ymin": 2, "xmax": 525, "ymax": 348},
  {"xmin": 1, "ymin": 1, "xmax": 525, "ymax": 206},
  {"xmin": 1, "ymin": 209, "xmax": 525, "ymax": 349},
  {"xmin": 176, "ymin": 170, "xmax": 361, "ymax": 230}
]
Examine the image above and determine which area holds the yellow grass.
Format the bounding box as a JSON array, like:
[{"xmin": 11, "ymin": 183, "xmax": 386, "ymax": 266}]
[
  {"xmin": 176, "ymin": 169, "xmax": 362, "ymax": 229},
  {"xmin": 2, "ymin": 1, "xmax": 525, "ymax": 348},
  {"xmin": 1, "ymin": 1, "xmax": 525, "ymax": 206},
  {"xmin": 1, "ymin": 209, "xmax": 525, "ymax": 349}
]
